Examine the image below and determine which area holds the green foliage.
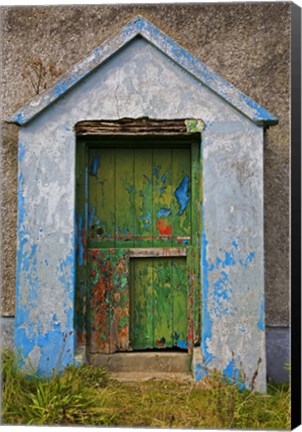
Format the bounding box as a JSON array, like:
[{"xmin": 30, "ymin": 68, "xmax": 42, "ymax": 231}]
[
  {"xmin": 1, "ymin": 350, "xmax": 115, "ymax": 425},
  {"xmin": 1, "ymin": 349, "xmax": 290, "ymax": 429}
]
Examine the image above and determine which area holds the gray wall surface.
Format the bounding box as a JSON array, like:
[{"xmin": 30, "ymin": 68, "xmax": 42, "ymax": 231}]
[{"xmin": 0, "ymin": 3, "xmax": 290, "ymax": 330}]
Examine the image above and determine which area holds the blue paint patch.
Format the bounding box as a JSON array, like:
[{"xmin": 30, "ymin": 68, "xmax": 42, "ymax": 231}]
[
  {"xmin": 174, "ymin": 176, "xmax": 190, "ymax": 216},
  {"xmin": 18, "ymin": 142, "xmax": 26, "ymax": 161},
  {"xmin": 176, "ymin": 340, "xmax": 187, "ymax": 349},
  {"xmin": 157, "ymin": 207, "xmax": 171, "ymax": 218},
  {"xmin": 140, "ymin": 210, "xmax": 151, "ymax": 229},
  {"xmin": 213, "ymin": 271, "xmax": 232, "ymax": 302},
  {"xmin": 37, "ymin": 328, "xmax": 74, "ymax": 376},
  {"xmin": 223, "ymin": 251, "xmax": 236, "ymax": 267},
  {"xmin": 153, "ymin": 165, "xmax": 160, "ymax": 179},
  {"xmin": 182, "ymin": 239, "xmax": 189, "ymax": 245},
  {"xmin": 89, "ymin": 155, "xmax": 100, "ymax": 176},
  {"xmin": 209, "ymin": 263, "xmax": 215, "ymax": 272},
  {"xmin": 232, "ymin": 240, "xmax": 239, "ymax": 249},
  {"xmin": 124, "ymin": 228, "xmax": 130, "ymax": 234},
  {"xmin": 216, "ymin": 257, "xmax": 222, "ymax": 268},
  {"xmin": 241, "ymin": 251, "xmax": 255, "ymax": 268},
  {"xmin": 44, "ymin": 259, "xmax": 48, "ymax": 266},
  {"xmin": 257, "ymin": 291, "xmax": 265, "ymax": 331},
  {"xmin": 223, "ymin": 358, "xmax": 245, "ymax": 390},
  {"xmin": 161, "ymin": 175, "xmax": 166, "ymax": 183}
]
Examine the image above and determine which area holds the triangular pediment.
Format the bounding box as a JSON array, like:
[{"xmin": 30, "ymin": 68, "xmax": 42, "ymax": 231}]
[{"xmin": 8, "ymin": 15, "xmax": 278, "ymax": 126}]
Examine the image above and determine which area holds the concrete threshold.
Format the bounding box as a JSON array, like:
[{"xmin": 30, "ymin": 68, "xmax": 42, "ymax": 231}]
[{"xmin": 88, "ymin": 351, "xmax": 192, "ymax": 378}]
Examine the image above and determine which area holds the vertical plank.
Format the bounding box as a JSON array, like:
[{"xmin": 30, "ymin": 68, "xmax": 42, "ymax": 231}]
[
  {"xmin": 115, "ymin": 148, "xmax": 135, "ymax": 248},
  {"xmin": 134, "ymin": 148, "xmax": 153, "ymax": 247},
  {"xmin": 191, "ymin": 142, "xmax": 200, "ymax": 247},
  {"xmin": 171, "ymin": 148, "xmax": 191, "ymax": 246},
  {"xmin": 97, "ymin": 147, "xmax": 116, "ymax": 247},
  {"xmin": 109, "ymin": 248, "xmax": 130, "ymax": 352},
  {"xmin": 190, "ymin": 143, "xmax": 201, "ymax": 344},
  {"xmin": 130, "ymin": 258, "xmax": 154, "ymax": 349},
  {"xmin": 87, "ymin": 149, "xmax": 99, "ymax": 242},
  {"xmin": 153, "ymin": 258, "xmax": 173, "ymax": 348},
  {"xmin": 88, "ymin": 248, "xmax": 111, "ymax": 354},
  {"xmin": 187, "ymin": 246, "xmax": 200, "ymax": 353},
  {"xmin": 172, "ymin": 257, "xmax": 188, "ymax": 349},
  {"xmin": 152, "ymin": 149, "xmax": 173, "ymax": 247},
  {"xmin": 88, "ymin": 147, "xmax": 116, "ymax": 248}
]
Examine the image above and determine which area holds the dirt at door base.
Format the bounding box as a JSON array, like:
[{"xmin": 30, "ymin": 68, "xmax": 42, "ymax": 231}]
[{"xmin": 110, "ymin": 371, "xmax": 194, "ymax": 383}]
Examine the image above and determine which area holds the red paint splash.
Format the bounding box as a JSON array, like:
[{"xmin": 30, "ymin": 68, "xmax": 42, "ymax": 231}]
[{"xmin": 157, "ymin": 219, "xmax": 172, "ymax": 235}]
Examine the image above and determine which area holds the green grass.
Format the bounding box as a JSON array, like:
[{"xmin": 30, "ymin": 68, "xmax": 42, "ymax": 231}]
[{"xmin": 1, "ymin": 349, "xmax": 290, "ymax": 428}]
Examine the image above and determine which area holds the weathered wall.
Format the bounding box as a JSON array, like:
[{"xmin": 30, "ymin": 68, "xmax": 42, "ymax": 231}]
[
  {"xmin": 0, "ymin": 4, "xmax": 290, "ymax": 330},
  {"xmin": 1, "ymin": 5, "xmax": 289, "ymax": 328},
  {"xmin": 14, "ymin": 35, "xmax": 267, "ymax": 389}
]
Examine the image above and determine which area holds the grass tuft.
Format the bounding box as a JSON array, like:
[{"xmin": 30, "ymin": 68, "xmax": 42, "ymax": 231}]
[{"xmin": 1, "ymin": 349, "xmax": 290, "ymax": 428}]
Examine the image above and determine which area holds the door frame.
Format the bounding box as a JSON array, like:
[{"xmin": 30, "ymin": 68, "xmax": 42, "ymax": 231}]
[{"xmin": 74, "ymin": 118, "xmax": 204, "ymax": 357}]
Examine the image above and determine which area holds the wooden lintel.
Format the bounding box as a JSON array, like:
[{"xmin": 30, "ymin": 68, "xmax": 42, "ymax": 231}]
[
  {"xmin": 75, "ymin": 119, "xmax": 199, "ymax": 136},
  {"xmin": 129, "ymin": 247, "xmax": 187, "ymax": 258}
]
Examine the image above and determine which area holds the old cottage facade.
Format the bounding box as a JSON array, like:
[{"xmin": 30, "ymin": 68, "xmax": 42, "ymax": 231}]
[{"xmin": 7, "ymin": 16, "xmax": 278, "ymax": 392}]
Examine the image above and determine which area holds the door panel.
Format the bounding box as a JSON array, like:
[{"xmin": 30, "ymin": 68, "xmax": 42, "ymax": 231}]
[
  {"xmin": 87, "ymin": 146, "xmax": 191, "ymax": 248},
  {"xmin": 130, "ymin": 256, "xmax": 187, "ymax": 350},
  {"xmin": 84, "ymin": 140, "xmax": 199, "ymax": 354},
  {"xmin": 88, "ymin": 248, "xmax": 129, "ymax": 354}
]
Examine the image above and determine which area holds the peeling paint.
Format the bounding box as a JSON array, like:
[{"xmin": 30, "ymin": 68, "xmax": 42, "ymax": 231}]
[
  {"xmin": 157, "ymin": 207, "xmax": 171, "ymax": 218},
  {"xmin": 89, "ymin": 155, "xmax": 100, "ymax": 176},
  {"xmin": 174, "ymin": 176, "xmax": 190, "ymax": 216},
  {"xmin": 223, "ymin": 357, "xmax": 245, "ymax": 390},
  {"xmin": 157, "ymin": 219, "xmax": 172, "ymax": 236},
  {"xmin": 201, "ymin": 226, "xmax": 215, "ymax": 369},
  {"xmin": 13, "ymin": 17, "xmax": 269, "ymax": 391},
  {"xmin": 257, "ymin": 292, "xmax": 265, "ymax": 332}
]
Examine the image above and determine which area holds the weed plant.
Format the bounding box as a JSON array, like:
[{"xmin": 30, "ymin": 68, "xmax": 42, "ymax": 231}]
[{"xmin": 1, "ymin": 349, "xmax": 290, "ymax": 428}]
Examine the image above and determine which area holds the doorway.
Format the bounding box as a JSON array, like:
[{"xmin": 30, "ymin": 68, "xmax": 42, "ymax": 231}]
[{"xmin": 75, "ymin": 130, "xmax": 201, "ymax": 356}]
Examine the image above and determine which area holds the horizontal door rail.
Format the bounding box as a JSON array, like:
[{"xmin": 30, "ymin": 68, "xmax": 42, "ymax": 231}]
[{"xmin": 128, "ymin": 247, "xmax": 187, "ymax": 258}]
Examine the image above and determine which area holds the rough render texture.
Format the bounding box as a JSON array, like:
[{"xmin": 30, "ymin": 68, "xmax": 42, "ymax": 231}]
[
  {"xmin": 0, "ymin": 4, "xmax": 289, "ymax": 323},
  {"xmin": 14, "ymin": 35, "xmax": 267, "ymax": 390}
]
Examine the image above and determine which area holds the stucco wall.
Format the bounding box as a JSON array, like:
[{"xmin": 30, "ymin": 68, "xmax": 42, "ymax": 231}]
[
  {"xmin": 13, "ymin": 34, "xmax": 267, "ymax": 390},
  {"xmin": 1, "ymin": 3, "xmax": 290, "ymax": 331}
]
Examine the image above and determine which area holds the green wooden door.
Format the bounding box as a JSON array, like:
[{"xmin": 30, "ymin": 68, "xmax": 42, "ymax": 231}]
[{"xmin": 81, "ymin": 137, "xmax": 200, "ymax": 354}]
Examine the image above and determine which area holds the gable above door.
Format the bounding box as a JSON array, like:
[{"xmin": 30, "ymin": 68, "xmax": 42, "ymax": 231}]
[{"xmin": 7, "ymin": 16, "xmax": 278, "ymax": 127}]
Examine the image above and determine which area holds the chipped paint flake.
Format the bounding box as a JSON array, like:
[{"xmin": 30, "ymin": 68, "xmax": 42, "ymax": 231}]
[{"xmin": 174, "ymin": 176, "xmax": 190, "ymax": 216}]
